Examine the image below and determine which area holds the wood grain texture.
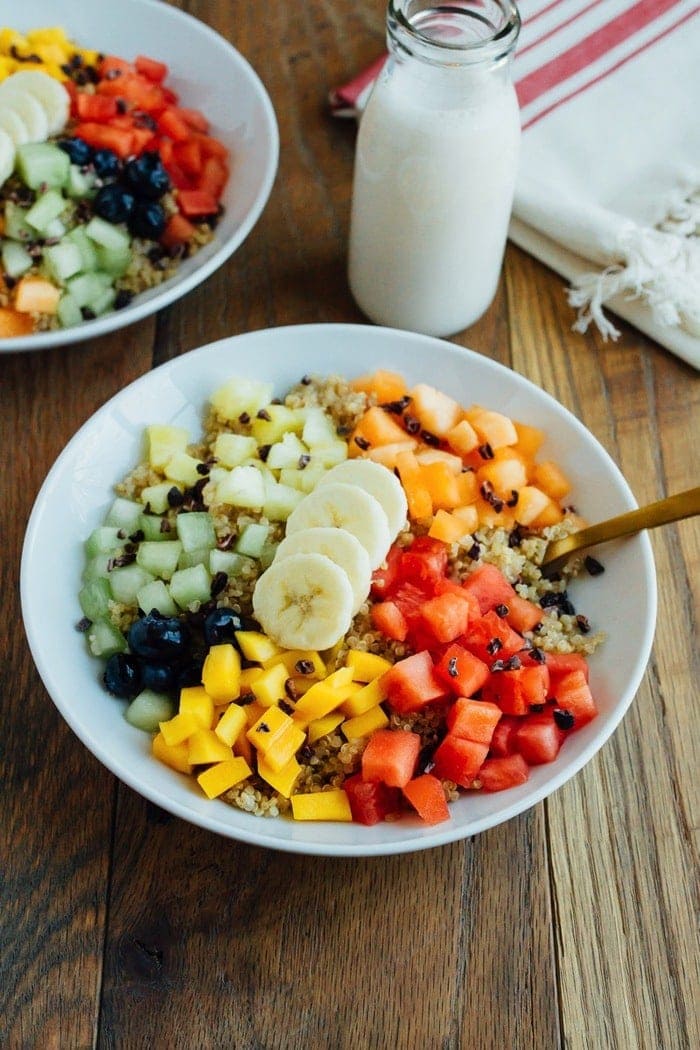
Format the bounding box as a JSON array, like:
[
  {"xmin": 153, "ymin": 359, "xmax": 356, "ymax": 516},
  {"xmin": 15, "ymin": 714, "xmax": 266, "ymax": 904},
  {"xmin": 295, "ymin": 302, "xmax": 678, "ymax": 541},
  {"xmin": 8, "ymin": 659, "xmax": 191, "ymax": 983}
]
[{"xmin": 1, "ymin": 2, "xmax": 698, "ymax": 1049}]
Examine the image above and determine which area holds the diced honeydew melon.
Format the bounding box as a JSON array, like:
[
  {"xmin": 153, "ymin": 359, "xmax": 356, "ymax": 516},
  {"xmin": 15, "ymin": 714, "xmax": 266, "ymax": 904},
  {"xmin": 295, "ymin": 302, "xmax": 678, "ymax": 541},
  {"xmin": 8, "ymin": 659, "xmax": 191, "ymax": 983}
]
[
  {"xmin": 91, "ymin": 285, "xmax": 117, "ymax": 317},
  {"xmin": 135, "ymin": 539, "xmax": 183, "ymax": 580},
  {"xmin": 209, "ymin": 376, "xmax": 274, "ymax": 422},
  {"xmin": 95, "ymin": 242, "xmax": 132, "ymax": 278},
  {"xmin": 163, "ymin": 451, "xmax": 203, "ymax": 487},
  {"xmin": 65, "ymin": 163, "xmax": 97, "ymax": 199},
  {"xmin": 82, "ymin": 553, "xmax": 113, "ymax": 582},
  {"xmin": 139, "ymin": 514, "xmax": 172, "ymax": 541},
  {"xmin": 259, "ymin": 542, "xmax": 279, "ymax": 569},
  {"xmin": 147, "ymin": 424, "xmax": 190, "ymax": 470},
  {"xmin": 4, "ymin": 201, "xmax": 33, "ymax": 241},
  {"xmin": 206, "ymin": 465, "xmax": 228, "ymax": 488},
  {"xmin": 125, "ymin": 689, "xmax": 174, "ymax": 732},
  {"xmin": 25, "ymin": 189, "xmax": 65, "ymax": 233},
  {"xmin": 105, "ymin": 496, "xmax": 144, "ymax": 532},
  {"xmin": 15, "ymin": 142, "xmax": 70, "ymax": 189},
  {"xmin": 65, "ymin": 226, "xmax": 99, "ymax": 271},
  {"xmin": 43, "ymin": 217, "xmax": 66, "ymax": 240},
  {"xmin": 279, "ymin": 462, "xmax": 327, "ymax": 493},
  {"xmin": 140, "ymin": 481, "xmax": 180, "ymax": 514},
  {"xmin": 302, "ymin": 407, "xmax": 341, "ymax": 448},
  {"xmin": 66, "ymin": 271, "xmax": 112, "ymax": 309},
  {"xmin": 44, "ymin": 240, "xmax": 83, "ymax": 283},
  {"xmin": 136, "ymin": 579, "xmax": 178, "ymax": 617},
  {"xmin": 87, "ymin": 617, "xmax": 127, "ymax": 658},
  {"xmin": 85, "ymin": 525, "xmax": 124, "ymax": 556},
  {"xmin": 175, "ymin": 511, "xmax": 216, "ymax": 552},
  {"xmin": 1, "ymin": 239, "xmax": 33, "ymax": 278},
  {"xmin": 234, "ymin": 522, "xmax": 270, "ymax": 559},
  {"xmin": 212, "ymin": 432, "xmax": 258, "ymax": 468},
  {"xmin": 209, "ymin": 548, "xmax": 254, "ymax": 577},
  {"xmin": 261, "ymin": 479, "xmax": 304, "ymax": 521},
  {"xmin": 216, "ymin": 464, "xmax": 266, "ymax": 509},
  {"xmin": 109, "ymin": 563, "xmax": 156, "ymax": 605},
  {"xmin": 168, "ymin": 563, "xmax": 212, "ymax": 609},
  {"xmin": 56, "ymin": 292, "xmax": 83, "ymax": 329},
  {"xmin": 177, "ymin": 546, "xmax": 211, "ymax": 570},
  {"xmin": 78, "ymin": 577, "xmax": 113, "ymax": 621},
  {"xmin": 84, "ymin": 215, "xmax": 131, "ymax": 252},
  {"xmin": 265, "ymin": 432, "xmax": 309, "ymax": 470},
  {"xmin": 251, "ymin": 405, "xmax": 306, "ymax": 445}
]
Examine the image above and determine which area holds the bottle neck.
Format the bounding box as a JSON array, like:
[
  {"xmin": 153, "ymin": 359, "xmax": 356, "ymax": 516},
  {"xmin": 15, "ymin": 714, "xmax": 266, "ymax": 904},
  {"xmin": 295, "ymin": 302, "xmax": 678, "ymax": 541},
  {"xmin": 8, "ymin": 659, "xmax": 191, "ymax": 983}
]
[{"xmin": 387, "ymin": 0, "xmax": 520, "ymax": 70}]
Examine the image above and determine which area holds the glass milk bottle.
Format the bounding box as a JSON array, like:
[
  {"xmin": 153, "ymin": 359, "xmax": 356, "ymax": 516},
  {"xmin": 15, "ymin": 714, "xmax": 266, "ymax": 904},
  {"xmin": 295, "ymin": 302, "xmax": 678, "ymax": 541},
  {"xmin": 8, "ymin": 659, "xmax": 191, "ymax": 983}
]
[{"xmin": 348, "ymin": 0, "xmax": 521, "ymax": 337}]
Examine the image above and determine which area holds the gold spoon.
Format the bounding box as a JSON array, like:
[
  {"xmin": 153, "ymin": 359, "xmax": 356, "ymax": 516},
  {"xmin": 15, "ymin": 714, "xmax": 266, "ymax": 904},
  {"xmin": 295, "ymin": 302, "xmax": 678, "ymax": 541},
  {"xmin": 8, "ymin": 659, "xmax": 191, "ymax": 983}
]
[{"xmin": 540, "ymin": 486, "xmax": 700, "ymax": 576}]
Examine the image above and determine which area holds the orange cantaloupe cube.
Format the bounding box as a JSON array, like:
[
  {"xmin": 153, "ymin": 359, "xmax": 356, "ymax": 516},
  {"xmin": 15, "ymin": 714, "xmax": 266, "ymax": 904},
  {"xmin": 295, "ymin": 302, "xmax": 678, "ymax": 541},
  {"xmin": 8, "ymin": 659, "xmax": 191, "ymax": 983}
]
[
  {"xmin": 14, "ymin": 276, "xmax": 61, "ymax": 315},
  {"xmin": 446, "ymin": 418, "xmax": 479, "ymax": 456},
  {"xmin": 351, "ymin": 370, "xmax": 408, "ymax": 403},
  {"xmin": 532, "ymin": 460, "xmax": 571, "ymax": 500},
  {"xmin": 414, "ymin": 447, "xmax": 463, "ymax": 474},
  {"xmin": 451, "ymin": 503, "xmax": 480, "ymax": 532},
  {"xmin": 473, "ymin": 495, "xmax": 516, "ymax": 530},
  {"xmin": 409, "ymin": 383, "xmax": 462, "ymax": 437},
  {"xmin": 365, "ymin": 439, "xmax": 418, "ymax": 469},
  {"xmin": 477, "ymin": 454, "xmax": 529, "ymax": 499},
  {"xmin": 464, "ymin": 406, "xmax": 518, "ymax": 449},
  {"xmin": 513, "ymin": 485, "xmax": 553, "ymax": 525},
  {"xmin": 513, "ymin": 421, "xmax": 545, "ymax": 460},
  {"xmin": 395, "ymin": 449, "xmax": 433, "ymax": 520},
  {"xmin": 428, "ymin": 509, "xmax": 473, "ymax": 544},
  {"xmin": 455, "ymin": 470, "xmax": 479, "ymax": 505},
  {"xmin": 530, "ymin": 498, "xmax": 565, "ymax": 528},
  {"xmin": 349, "ymin": 406, "xmax": 411, "ymax": 455},
  {"xmin": 0, "ymin": 306, "xmax": 35, "ymax": 336},
  {"xmin": 420, "ymin": 460, "xmax": 464, "ymax": 510}
]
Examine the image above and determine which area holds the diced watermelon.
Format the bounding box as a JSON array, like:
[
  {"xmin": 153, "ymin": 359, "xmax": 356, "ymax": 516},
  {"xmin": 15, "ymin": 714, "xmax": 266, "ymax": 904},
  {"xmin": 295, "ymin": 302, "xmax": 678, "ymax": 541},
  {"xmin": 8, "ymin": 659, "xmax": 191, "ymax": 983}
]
[
  {"xmin": 488, "ymin": 715, "xmax": 519, "ymax": 757},
  {"xmin": 371, "ymin": 543, "xmax": 404, "ymax": 599},
  {"xmin": 461, "ymin": 609, "xmax": 524, "ymax": 665},
  {"xmin": 75, "ymin": 93, "xmax": 119, "ymax": 122},
  {"xmin": 198, "ymin": 156, "xmax": 229, "ymax": 198},
  {"xmin": 135, "ymin": 55, "xmax": 169, "ymax": 83},
  {"xmin": 481, "ymin": 664, "xmax": 550, "ymax": 716},
  {"xmin": 177, "ymin": 189, "xmax": 219, "ymax": 217},
  {"xmin": 160, "ymin": 212, "xmax": 197, "ymax": 249},
  {"xmin": 157, "ymin": 106, "xmax": 193, "ymax": 142},
  {"xmin": 505, "ymin": 593, "xmax": 544, "ymax": 633},
  {"xmin": 544, "ymin": 652, "xmax": 590, "ymax": 683},
  {"xmin": 434, "ymin": 643, "xmax": 490, "ymax": 698},
  {"xmin": 514, "ymin": 712, "xmax": 565, "ymax": 764},
  {"xmin": 446, "ymin": 697, "xmax": 502, "ymax": 745},
  {"xmin": 461, "ymin": 562, "xmax": 516, "ymax": 614},
  {"xmin": 419, "ymin": 590, "xmax": 472, "ymax": 644},
  {"xmin": 370, "ymin": 600, "xmax": 408, "ymax": 642},
  {"xmin": 550, "ymin": 669, "xmax": 597, "ymax": 727},
  {"xmin": 344, "ymin": 774, "xmax": 401, "ymax": 825},
  {"xmin": 361, "ymin": 729, "xmax": 421, "ymax": 788},
  {"xmin": 478, "ymin": 753, "xmax": 530, "ymax": 792},
  {"xmin": 71, "ymin": 122, "xmax": 135, "ymax": 158},
  {"xmin": 403, "ymin": 774, "xmax": 450, "ymax": 824},
  {"xmin": 383, "ymin": 650, "xmax": 446, "ymax": 714},
  {"xmin": 399, "ymin": 536, "xmax": 449, "ymax": 588},
  {"xmin": 432, "ymin": 734, "xmax": 489, "ymax": 788}
]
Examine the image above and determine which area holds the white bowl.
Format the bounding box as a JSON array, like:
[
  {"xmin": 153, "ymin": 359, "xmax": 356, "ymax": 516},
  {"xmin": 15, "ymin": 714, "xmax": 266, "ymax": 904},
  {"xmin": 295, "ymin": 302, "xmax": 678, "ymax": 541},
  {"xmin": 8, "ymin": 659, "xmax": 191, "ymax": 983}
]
[
  {"xmin": 21, "ymin": 324, "xmax": 657, "ymax": 855},
  {"xmin": 1, "ymin": 0, "xmax": 278, "ymax": 353}
]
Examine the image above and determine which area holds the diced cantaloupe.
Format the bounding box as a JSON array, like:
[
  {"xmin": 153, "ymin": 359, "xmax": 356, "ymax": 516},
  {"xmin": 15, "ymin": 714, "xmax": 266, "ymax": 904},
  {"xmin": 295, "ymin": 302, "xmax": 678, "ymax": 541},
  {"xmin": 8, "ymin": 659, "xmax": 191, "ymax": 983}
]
[
  {"xmin": 395, "ymin": 449, "xmax": 433, "ymax": 520},
  {"xmin": 451, "ymin": 504, "xmax": 480, "ymax": 531},
  {"xmin": 455, "ymin": 470, "xmax": 479, "ymax": 505},
  {"xmin": 351, "ymin": 369, "xmax": 408, "ymax": 403},
  {"xmin": 14, "ymin": 276, "xmax": 61, "ymax": 315},
  {"xmin": 428, "ymin": 509, "xmax": 473, "ymax": 544},
  {"xmin": 529, "ymin": 497, "xmax": 564, "ymax": 528},
  {"xmin": 477, "ymin": 454, "xmax": 529, "ymax": 499},
  {"xmin": 473, "ymin": 496, "xmax": 516, "ymax": 529},
  {"xmin": 420, "ymin": 460, "xmax": 464, "ymax": 510},
  {"xmin": 0, "ymin": 306, "xmax": 35, "ymax": 337},
  {"xmin": 513, "ymin": 420, "xmax": 545, "ymax": 459},
  {"xmin": 513, "ymin": 485, "xmax": 553, "ymax": 525},
  {"xmin": 349, "ymin": 405, "xmax": 411, "ymax": 455},
  {"xmin": 464, "ymin": 406, "xmax": 518, "ymax": 448},
  {"xmin": 414, "ymin": 448, "xmax": 463, "ymax": 474},
  {"xmin": 446, "ymin": 418, "xmax": 479, "ymax": 456},
  {"xmin": 409, "ymin": 383, "xmax": 462, "ymax": 437},
  {"xmin": 532, "ymin": 460, "xmax": 571, "ymax": 500},
  {"xmin": 365, "ymin": 440, "xmax": 418, "ymax": 469}
]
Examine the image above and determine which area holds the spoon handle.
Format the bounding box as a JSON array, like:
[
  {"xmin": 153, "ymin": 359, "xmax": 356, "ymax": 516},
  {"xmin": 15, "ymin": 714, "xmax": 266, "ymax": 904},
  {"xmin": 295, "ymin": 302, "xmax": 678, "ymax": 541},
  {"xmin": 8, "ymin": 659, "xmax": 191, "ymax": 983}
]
[{"xmin": 541, "ymin": 486, "xmax": 700, "ymax": 571}]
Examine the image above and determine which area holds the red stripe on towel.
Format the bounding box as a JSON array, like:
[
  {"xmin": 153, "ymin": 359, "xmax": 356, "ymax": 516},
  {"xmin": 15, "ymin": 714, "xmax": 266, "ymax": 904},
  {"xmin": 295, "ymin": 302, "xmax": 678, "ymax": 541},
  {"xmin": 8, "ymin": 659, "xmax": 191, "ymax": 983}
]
[
  {"xmin": 516, "ymin": 0, "xmax": 683, "ymax": 107},
  {"xmin": 517, "ymin": 0, "xmax": 607, "ymax": 58}
]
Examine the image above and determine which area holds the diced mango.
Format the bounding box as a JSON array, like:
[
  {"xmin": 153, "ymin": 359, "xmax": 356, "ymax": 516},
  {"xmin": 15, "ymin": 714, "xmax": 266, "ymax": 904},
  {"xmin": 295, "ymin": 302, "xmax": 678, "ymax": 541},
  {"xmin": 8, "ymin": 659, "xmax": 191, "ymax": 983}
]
[
  {"xmin": 197, "ymin": 757, "xmax": 252, "ymax": 799},
  {"xmin": 263, "ymin": 648, "xmax": 326, "ymax": 678},
  {"xmin": 201, "ymin": 643, "xmax": 241, "ymax": 703},
  {"xmin": 340, "ymin": 676, "xmax": 387, "ymax": 718},
  {"xmin": 239, "ymin": 666, "xmax": 265, "ymax": 691},
  {"xmin": 257, "ymin": 754, "xmax": 301, "ymax": 797},
  {"xmin": 342, "ymin": 705, "xmax": 390, "ymax": 740},
  {"xmin": 292, "ymin": 666, "xmax": 354, "ymax": 724},
  {"xmin": 159, "ymin": 711, "xmax": 200, "ymax": 747},
  {"xmin": 243, "ymin": 700, "xmax": 267, "ymax": 727},
  {"xmin": 179, "ymin": 686, "xmax": 216, "ymax": 728},
  {"xmin": 247, "ymin": 705, "xmax": 294, "ymax": 754},
  {"xmin": 152, "ymin": 731, "xmax": 193, "ymax": 775},
  {"xmin": 346, "ymin": 650, "xmax": 392, "ymax": 683},
  {"xmin": 214, "ymin": 703, "xmax": 247, "ymax": 747},
  {"xmin": 307, "ymin": 712, "xmax": 345, "ymax": 745},
  {"xmin": 235, "ymin": 630, "xmax": 281, "ymax": 663},
  {"xmin": 290, "ymin": 790, "xmax": 352, "ymax": 822},
  {"xmin": 233, "ymin": 731, "xmax": 254, "ymax": 765},
  {"xmin": 188, "ymin": 729, "xmax": 234, "ymax": 765},
  {"xmin": 262, "ymin": 723, "xmax": 306, "ymax": 773},
  {"xmin": 250, "ymin": 662, "xmax": 289, "ymax": 707}
]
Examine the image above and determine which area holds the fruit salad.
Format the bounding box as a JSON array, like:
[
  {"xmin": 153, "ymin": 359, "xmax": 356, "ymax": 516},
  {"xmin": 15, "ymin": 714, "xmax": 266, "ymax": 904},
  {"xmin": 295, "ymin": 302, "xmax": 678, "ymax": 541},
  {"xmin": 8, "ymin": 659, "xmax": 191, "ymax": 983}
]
[
  {"xmin": 78, "ymin": 370, "xmax": 605, "ymax": 825},
  {"xmin": 0, "ymin": 26, "xmax": 229, "ymax": 336}
]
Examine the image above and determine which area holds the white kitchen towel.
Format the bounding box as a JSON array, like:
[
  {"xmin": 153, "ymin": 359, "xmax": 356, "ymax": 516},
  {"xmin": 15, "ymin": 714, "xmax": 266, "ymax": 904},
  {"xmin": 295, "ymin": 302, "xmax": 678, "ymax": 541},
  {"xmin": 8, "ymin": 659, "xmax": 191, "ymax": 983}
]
[{"xmin": 331, "ymin": 0, "xmax": 700, "ymax": 370}]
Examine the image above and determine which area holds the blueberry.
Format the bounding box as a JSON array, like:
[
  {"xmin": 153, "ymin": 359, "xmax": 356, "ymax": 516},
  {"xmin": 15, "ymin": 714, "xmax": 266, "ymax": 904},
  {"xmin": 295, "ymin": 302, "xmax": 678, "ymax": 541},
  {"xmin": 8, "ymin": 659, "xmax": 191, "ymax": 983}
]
[
  {"xmin": 104, "ymin": 652, "xmax": 142, "ymax": 699},
  {"xmin": 93, "ymin": 184, "xmax": 135, "ymax": 224},
  {"xmin": 122, "ymin": 151, "xmax": 171, "ymax": 199},
  {"xmin": 58, "ymin": 137, "xmax": 93, "ymax": 166},
  {"xmin": 127, "ymin": 611, "xmax": 190, "ymax": 661},
  {"xmin": 204, "ymin": 608, "xmax": 253, "ymax": 648},
  {"xmin": 141, "ymin": 662, "xmax": 179, "ymax": 693},
  {"xmin": 176, "ymin": 657, "xmax": 205, "ymax": 689},
  {"xmin": 93, "ymin": 148, "xmax": 121, "ymax": 178},
  {"xmin": 128, "ymin": 199, "xmax": 166, "ymax": 240}
]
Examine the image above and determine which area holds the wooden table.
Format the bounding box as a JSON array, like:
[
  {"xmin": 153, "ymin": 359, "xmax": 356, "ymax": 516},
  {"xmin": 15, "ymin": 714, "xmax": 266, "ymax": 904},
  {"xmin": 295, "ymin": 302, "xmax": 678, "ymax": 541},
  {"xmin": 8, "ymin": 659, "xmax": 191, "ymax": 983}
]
[{"xmin": 3, "ymin": 3, "xmax": 699, "ymax": 1047}]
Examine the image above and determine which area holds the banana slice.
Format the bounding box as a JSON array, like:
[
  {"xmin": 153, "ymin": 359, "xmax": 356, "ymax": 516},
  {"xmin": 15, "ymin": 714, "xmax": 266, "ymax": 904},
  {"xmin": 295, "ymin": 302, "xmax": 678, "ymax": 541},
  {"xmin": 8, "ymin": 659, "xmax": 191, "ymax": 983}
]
[
  {"xmin": 0, "ymin": 107, "xmax": 30, "ymax": 146},
  {"xmin": 0, "ymin": 86, "xmax": 49, "ymax": 142},
  {"xmin": 273, "ymin": 527, "xmax": 372, "ymax": 615},
  {"xmin": 2, "ymin": 71, "xmax": 70, "ymax": 136},
  {"xmin": 285, "ymin": 482, "xmax": 392, "ymax": 569},
  {"xmin": 317, "ymin": 459, "xmax": 408, "ymax": 539},
  {"xmin": 253, "ymin": 552, "xmax": 355, "ymax": 650},
  {"xmin": 0, "ymin": 128, "xmax": 15, "ymax": 189}
]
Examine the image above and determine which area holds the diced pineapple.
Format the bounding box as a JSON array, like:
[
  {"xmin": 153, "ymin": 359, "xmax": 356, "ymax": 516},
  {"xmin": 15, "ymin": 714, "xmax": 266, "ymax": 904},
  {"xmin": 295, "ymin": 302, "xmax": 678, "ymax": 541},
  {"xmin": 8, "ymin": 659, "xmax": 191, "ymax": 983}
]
[
  {"xmin": 310, "ymin": 442, "xmax": 348, "ymax": 468},
  {"xmin": 213, "ymin": 432, "xmax": 258, "ymax": 468},
  {"xmin": 279, "ymin": 462, "xmax": 327, "ymax": 493},
  {"xmin": 216, "ymin": 464, "xmax": 266, "ymax": 509},
  {"xmin": 302, "ymin": 407, "xmax": 340, "ymax": 448},
  {"xmin": 164, "ymin": 451, "xmax": 204, "ymax": 487},
  {"xmin": 147, "ymin": 424, "xmax": 190, "ymax": 470},
  {"xmin": 262, "ymin": 479, "xmax": 305, "ymax": 521},
  {"xmin": 265, "ymin": 431, "xmax": 309, "ymax": 470},
  {"xmin": 251, "ymin": 404, "xmax": 306, "ymax": 444},
  {"xmin": 210, "ymin": 377, "xmax": 274, "ymax": 422}
]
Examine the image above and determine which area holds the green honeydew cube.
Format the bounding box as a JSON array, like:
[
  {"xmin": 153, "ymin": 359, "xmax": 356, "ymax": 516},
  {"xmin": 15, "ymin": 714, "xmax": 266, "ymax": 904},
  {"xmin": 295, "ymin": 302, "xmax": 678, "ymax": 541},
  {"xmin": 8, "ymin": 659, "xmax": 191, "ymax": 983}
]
[
  {"xmin": 135, "ymin": 540, "xmax": 183, "ymax": 580},
  {"xmin": 109, "ymin": 564, "xmax": 155, "ymax": 605},
  {"xmin": 78, "ymin": 577, "xmax": 113, "ymax": 621},
  {"xmin": 176, "ymin": 511, "xmax": 216, "ymax": 552},
  {"xmin": 209, "ymin": 549, "xmax": 254, "ymax": 577},
  {"xmin": 87, "ymin": 617, "xmax": 127, "ymax": 659},
  {"xmin": 168, "ymin": 564, "xmax": 212, "ymax": 609},
  {"xmin": 136, "ymin": 579, "xmax": 178, "ymax": 618},
  {"xmin": 125, "ymin": 690, "xmax": 174, "ymax": 732},
  {"xmin": 104, "ymin": 497, "xmax": 144, "ymax": 532},
  {"xmin": 235, "ymin": 522, "xmax": 270, "ymax": 559}
]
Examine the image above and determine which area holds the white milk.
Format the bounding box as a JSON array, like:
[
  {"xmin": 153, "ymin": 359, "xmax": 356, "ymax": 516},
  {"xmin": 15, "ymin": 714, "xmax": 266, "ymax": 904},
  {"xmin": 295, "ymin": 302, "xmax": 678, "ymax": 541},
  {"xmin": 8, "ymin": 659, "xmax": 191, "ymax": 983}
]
[{"xmin": 348, "ymin": 59, "xmax": 521, "ymax": 337}]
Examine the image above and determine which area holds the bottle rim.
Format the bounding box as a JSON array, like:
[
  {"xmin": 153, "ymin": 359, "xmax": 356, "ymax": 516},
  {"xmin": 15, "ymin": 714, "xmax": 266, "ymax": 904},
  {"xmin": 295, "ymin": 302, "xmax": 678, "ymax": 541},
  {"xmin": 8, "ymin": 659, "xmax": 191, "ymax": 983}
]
[{"xmin": 387, "ymin": 1, "xmax": 521, "ymax": 65}]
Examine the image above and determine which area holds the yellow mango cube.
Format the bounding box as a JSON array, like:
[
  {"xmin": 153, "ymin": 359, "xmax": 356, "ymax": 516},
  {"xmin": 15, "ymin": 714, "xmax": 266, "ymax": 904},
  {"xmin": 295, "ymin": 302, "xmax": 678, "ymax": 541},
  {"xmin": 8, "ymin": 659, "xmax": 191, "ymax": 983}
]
[
  {"xmin": 307, "ymin": 712, "xmax": 345, "ymax": 745},
  {"xmin": 257, "ymin": 754, "xmax": 301, "ymax": 797},
  {"xmin": 152, "ymin": 731, "xmax": 193, "ymax": 775},
  {"xmin": 292, "ymin": 666, "xmax": 355, "ymax": 725},
  {"xmin": 243, "ymin": 700, "xmax": 267, "ymax": 727},
  {"xmin": 197, "ymin": 757, "xmax": 252, "ymax": 799},
  {"xmin": 188, "ymin": 729, "xmax": 234, "ymax": 766},
  {"xmin": 159, "ymin": 711, "xmax": 199, "ymax": 747},
  {"xmin": 250, "ymin": 662, "xmax": 289, "ymax": 707},
  {"xmin": 239, "ymin": 666, "xmax": 264, "ymax": 691},
  {"xmin": 291, "ymin": 790, "xmax": 353, "ymax": 822},
  {"xmin": 342, "ymin": 705, "xmax": 390, "ymax": 740},
  {"xmin": 235, "ymin": 630, "xmax": 280, "ymax": 664},
  {"xmin": 179, "ymin": 686, "xmax": 215, "ymax": 729},
  {"xmin": 346, "ymin": 650, "xmax": 393, "ymax": 682},
  {"xmin": 263, "ymin": 724, "xmax": 306, "ymax": 773},
  {"xmin": 233, "ymin": 732, "xmax": 254, "ymax": 765},
  {"xmin": 147, "ymin": 424, "xmax": 190, "ymax": 470},
  {"xmin": 214, "ymin": 703, "xmax": 247, "ymax": 747},
  {"xmin": 247, "ymin": 705, "xmax": 293, "ymax": 754},
  {"xmin": 340, "ymin": 676, "xmax": 387, "ymax": 718},
  {"xmin": 201, "ymin": 644, "xmax": 241, "ymax": 703},
  {"xmin": 263, "ymin": 648, "xmax": 326, "ymax": 678}
]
